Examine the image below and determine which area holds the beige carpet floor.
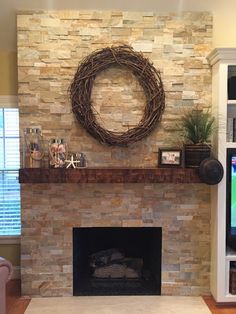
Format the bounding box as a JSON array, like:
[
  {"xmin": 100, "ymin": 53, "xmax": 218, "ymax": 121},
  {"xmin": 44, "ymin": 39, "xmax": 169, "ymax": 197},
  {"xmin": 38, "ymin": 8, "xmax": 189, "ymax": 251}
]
[{"xmin": 25, "ymin": 296, "xmax": 211, "ymax": 314}]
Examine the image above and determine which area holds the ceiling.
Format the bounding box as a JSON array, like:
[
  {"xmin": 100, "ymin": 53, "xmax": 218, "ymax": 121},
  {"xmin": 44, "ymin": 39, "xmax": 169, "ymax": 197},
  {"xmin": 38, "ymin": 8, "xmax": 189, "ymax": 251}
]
[{"xmin": 0, "ymin": 0, "xmax": 228, "ymax": 51}]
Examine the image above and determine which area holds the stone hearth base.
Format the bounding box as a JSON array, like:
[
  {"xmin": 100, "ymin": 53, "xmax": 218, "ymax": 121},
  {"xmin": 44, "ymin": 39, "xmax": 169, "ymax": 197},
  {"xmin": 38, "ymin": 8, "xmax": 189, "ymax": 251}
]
[{"xmin": 25, "ymin": 296, "xmax": 211, "ymax": 314}]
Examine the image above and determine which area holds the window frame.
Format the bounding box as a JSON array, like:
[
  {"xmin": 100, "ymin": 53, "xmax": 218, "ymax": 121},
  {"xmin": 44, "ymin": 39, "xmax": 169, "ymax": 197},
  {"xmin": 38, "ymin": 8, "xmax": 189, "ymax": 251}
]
[{"xmin": 0, "ymin": 95, "xmax": 20, "ymax": 242}]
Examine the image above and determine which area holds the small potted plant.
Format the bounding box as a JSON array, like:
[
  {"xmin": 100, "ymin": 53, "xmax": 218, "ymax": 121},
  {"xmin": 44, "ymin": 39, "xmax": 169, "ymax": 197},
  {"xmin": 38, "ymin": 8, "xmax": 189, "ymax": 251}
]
[{"xmin": 180, "ymin": 107, "xmax": 215, "ymax": 167}]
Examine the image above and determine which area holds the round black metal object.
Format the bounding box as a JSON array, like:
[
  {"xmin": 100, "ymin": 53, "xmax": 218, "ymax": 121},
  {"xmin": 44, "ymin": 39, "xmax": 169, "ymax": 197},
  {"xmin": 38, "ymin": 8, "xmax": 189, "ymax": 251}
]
[{"xmin": 199, "ymin": 157, "xmax": 224, "ymax": 185}]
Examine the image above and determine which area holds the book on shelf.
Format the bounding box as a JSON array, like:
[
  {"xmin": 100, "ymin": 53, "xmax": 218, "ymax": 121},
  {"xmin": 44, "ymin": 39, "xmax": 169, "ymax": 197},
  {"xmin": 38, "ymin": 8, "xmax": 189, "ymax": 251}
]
[
  {"xmin": 227, "ymin": 118, "xmax": 234, "ymax": 142},
  {"xmin": 234, "ymin": 119, "xmax": 236, "ymax": 142},
  {"xmin": 227, "ymin": 118, "xmax": 236, "ymax": 142}
]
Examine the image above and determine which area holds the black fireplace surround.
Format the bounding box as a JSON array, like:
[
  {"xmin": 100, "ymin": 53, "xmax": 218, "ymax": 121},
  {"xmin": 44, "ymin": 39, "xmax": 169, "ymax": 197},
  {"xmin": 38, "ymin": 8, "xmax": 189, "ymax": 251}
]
[{"xmin": 73, "ymin": 227, "xmax": 162, "ymax": 296}]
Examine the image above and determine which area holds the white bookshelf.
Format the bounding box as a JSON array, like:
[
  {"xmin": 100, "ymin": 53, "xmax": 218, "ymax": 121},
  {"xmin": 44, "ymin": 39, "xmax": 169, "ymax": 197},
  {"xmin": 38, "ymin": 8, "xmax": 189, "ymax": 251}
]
[
  {"xmin": 227, "ymin": 100, "xmax": 236, "ymax": 105},
  {"xmin": 208, "ymin": 48, "xmax": 236, "ymax": 303}
]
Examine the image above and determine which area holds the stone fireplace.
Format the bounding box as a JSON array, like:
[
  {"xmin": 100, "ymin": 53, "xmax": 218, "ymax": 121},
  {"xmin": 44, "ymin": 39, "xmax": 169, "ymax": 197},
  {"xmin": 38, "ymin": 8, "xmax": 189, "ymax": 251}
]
[
  {"xmin": 20, "ymin": 181, "xmax": 210, "ymax": 297},
  {"xmin": 18, "ymin": 10, "xmax": 212, "ymax": 297}
]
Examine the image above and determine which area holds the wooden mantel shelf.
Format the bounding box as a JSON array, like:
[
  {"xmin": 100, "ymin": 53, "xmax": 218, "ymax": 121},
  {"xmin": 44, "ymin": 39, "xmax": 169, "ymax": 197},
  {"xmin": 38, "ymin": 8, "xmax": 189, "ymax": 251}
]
[{"xmin": 19, "ymin": 167, "xmax": 202, "ymax": 184}]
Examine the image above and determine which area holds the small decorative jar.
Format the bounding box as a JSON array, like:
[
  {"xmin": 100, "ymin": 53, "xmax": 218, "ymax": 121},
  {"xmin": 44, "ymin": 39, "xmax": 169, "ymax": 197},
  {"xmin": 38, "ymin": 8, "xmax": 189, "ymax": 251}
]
[
  {"xmin": 49, "ymin": 138, "xmax": 67, "ymax": 168},
  {"xmin": 78, "ymin": 153, "xmax": 87, "ymax": 167},
  {"xmin": 23, "ymin": 128, "xmax": 44, "ymax": 168}
]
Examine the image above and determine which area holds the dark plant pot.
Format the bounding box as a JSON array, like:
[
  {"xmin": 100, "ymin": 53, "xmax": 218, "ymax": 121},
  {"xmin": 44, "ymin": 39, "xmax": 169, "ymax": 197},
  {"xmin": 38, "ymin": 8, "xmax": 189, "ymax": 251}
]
[{"xmin": 184, "ymin": 144, "xmax": 211, "ymax": 168}]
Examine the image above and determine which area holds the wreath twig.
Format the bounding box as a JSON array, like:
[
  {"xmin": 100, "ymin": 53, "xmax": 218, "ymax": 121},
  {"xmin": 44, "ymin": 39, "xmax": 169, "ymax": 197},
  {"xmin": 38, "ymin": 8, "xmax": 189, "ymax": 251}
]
[{"xmin": 70, "ymin": 45, "xmax": 165, "ymax": 146}]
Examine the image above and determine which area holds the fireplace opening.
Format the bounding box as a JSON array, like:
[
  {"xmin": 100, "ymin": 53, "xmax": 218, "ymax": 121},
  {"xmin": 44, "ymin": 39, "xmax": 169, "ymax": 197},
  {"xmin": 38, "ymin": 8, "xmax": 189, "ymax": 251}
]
[{"xmin": 73, "ymin": 227, "xmax": 162, "ymax": 296}]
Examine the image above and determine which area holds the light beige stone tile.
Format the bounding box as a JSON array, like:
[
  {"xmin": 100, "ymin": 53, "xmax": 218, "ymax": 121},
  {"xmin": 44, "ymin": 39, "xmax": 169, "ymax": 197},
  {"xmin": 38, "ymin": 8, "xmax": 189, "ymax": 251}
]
[
  {"xmin": 131, "ymin": 42, "xmax": 153, "ymax": 52},
  {"xmin": 25, "ymin": 296, "xmax": 211, "ymax": 314}
]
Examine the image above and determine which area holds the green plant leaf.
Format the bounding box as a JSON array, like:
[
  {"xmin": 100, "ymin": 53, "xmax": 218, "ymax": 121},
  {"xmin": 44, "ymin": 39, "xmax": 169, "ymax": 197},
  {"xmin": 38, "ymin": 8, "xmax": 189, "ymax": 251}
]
[{"xmin": 180, "ymin": 108, "xmax": 215, "ymax": 144}]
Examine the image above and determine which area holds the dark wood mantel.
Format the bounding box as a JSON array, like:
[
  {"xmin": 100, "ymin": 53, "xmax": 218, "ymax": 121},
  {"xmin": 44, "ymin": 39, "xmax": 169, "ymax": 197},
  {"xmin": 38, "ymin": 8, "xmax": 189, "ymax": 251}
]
[{"xmin": 19, "ymin": 167, "xmax": 202, "ymax": 184}]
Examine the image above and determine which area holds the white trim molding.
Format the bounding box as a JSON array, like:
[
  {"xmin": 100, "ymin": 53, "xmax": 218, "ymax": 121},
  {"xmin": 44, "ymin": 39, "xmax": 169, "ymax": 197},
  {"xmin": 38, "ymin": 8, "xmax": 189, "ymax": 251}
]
[
  {"xmin": 0, "ymin": 95, "xmax": 18, "ymax": 108},
  {"xmin": 207, "ymin": 48, "xmax": 236, "ymax": 66},
  {"xmin": 0, "ymin": 236, "xmax": 20, "ymax": 245}
]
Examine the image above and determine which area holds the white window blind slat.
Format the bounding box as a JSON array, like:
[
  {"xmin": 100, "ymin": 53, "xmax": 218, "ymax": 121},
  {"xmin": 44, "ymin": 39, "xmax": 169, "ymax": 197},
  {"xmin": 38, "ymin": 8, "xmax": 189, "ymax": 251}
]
[
  {"xmin": 5, "ymin": 138, "xmax": 20, "ymax": 169},
  {"xmin": 0, "ymin": 108, "xmax": 21, "ymax": 236},
  {"xmin": 4, "ymin": 109, "xmax": 19, "ymax": 137},
  {"xmin": 0, "ymin": 170, "xmax": 21, "ymax": 235},
  {"xmin": 0, "ymin": 110, "xmax": 3, "ymax": 137},
  {"xmin": 0, "ymin": 138, "xmax": 3, "ymax": 169}
]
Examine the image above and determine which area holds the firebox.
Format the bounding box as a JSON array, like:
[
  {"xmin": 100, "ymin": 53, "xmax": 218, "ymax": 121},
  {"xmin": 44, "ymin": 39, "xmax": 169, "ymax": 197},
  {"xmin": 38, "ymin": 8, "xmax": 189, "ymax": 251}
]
[{"xmin": 73, "ymin": 227, "xmax": 162, "ymax": 296}]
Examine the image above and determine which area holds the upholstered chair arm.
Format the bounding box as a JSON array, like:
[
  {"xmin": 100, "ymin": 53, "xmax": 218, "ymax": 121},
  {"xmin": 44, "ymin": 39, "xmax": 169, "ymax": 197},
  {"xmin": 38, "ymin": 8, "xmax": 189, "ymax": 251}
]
[{"xmin": 0, "ymin": 257, "xmax": 13, "ymax": 314}]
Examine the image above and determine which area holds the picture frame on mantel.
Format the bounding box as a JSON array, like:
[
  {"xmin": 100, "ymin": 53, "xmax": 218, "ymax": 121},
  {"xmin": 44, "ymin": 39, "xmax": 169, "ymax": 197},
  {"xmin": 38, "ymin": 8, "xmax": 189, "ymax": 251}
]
[{"xmin": 158, "ymin": 148, "xmax": 182, "ymax": 168}]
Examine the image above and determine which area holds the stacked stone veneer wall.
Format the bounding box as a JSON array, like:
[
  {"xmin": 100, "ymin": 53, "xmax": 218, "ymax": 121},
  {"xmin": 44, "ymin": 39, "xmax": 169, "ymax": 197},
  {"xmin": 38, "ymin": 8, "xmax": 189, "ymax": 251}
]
[
  {"xmin": 18, "ymin": 10, "xmax": 212, "ymax": 297},
  {"xmin": 21, "ymin": 183, "xmax": 210, "ymax": 297}
]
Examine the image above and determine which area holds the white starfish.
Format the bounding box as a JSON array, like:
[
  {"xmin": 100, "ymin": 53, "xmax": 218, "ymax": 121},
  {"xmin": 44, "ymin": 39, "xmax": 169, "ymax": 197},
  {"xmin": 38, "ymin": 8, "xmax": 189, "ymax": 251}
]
[{"xmin": 65, "ymin": 155, "xmax": 80, "ymax": 168}]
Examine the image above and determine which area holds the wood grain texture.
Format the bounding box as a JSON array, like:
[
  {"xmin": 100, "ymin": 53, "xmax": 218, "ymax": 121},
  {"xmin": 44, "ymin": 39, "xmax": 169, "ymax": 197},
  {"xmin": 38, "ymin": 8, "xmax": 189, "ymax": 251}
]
[
  {"xmin": 19, "ymin": 167, "xmax": 202, "ymax": 184},
  {"xmin": 203, "ymin": 295, "xmax": 236, "ymax": 313},
  {"xmin": 6, "ymin": 280, "xmax": 30, "ymax": 314}
]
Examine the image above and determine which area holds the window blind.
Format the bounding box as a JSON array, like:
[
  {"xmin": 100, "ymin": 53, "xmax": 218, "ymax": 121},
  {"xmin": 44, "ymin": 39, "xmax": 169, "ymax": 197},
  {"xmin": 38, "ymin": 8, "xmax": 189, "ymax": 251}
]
[
  {"xmin": 0, "ymin": 108, "xmax": 21, "ymax": 236},
  {"xmin": 0, "ymin": 170, "xmax": 21, "ymax": 235}
]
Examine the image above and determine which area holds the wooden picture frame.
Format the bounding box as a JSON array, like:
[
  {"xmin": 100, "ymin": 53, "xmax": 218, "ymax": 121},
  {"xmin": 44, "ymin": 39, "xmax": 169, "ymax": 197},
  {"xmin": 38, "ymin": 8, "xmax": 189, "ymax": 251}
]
[{"xmin": 158, "ymin": 148, "xmax": 182, "ymax": 167}]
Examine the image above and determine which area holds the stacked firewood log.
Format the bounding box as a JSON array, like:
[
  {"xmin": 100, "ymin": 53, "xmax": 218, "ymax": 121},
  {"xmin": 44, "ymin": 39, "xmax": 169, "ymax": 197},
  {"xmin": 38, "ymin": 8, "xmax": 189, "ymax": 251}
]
[{"xmin": 89, "ymin": 248, "xmax": 143, "ymax": 279}]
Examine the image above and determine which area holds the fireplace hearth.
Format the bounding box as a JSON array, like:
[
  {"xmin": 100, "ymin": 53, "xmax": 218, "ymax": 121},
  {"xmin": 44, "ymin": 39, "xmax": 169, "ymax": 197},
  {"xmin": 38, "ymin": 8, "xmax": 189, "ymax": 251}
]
[{"xmin": 73, "ymin": 227, "xmax": 162, "ymax": 296}]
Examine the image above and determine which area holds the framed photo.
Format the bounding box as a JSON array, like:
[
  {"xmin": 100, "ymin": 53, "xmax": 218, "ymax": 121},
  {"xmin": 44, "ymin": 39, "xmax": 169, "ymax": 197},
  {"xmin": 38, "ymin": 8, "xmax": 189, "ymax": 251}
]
[{"xmin": 158, "ymin": 148, "xmax": 182, "ymax": 167}]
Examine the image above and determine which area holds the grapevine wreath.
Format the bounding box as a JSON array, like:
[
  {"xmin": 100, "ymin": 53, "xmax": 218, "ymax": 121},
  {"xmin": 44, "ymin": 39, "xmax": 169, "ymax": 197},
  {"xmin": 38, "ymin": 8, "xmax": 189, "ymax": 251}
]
[{"xmin": 70, "ymin": 45, "xmax": 165, "ymax": 146}]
